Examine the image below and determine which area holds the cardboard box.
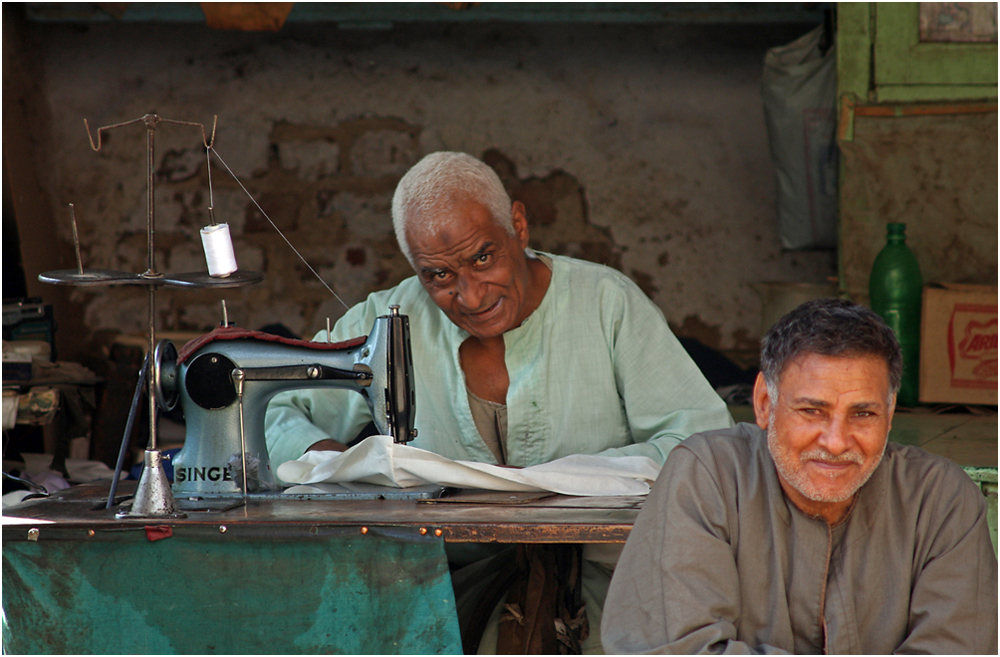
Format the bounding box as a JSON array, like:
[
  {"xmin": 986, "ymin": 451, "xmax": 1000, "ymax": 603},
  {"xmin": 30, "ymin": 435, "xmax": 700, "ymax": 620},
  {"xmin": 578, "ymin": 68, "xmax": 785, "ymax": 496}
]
[{"xmin": 920, "ymin": 284, "xmax": 998, "ymax": 405}]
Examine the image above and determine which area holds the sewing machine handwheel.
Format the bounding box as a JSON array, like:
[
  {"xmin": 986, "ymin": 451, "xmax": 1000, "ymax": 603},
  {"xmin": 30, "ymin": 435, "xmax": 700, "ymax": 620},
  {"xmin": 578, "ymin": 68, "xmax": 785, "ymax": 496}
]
[{"xmin": 153, "ymin": 340, "xmax": 179, "ymax": 412}]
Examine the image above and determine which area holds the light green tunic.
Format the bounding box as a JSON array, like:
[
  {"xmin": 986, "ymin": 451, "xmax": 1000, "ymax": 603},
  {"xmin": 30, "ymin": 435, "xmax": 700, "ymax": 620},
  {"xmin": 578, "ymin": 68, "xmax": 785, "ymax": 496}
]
[{"xmin": 265, "ymin": 253, "xmax": 732, "ymax": 472}]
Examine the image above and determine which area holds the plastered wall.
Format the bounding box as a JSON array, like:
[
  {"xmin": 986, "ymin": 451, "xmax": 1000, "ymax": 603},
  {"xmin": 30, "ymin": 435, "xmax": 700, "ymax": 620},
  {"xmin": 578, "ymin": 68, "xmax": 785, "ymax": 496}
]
[
  {"xmin": 839, "ymin": 112, "xmax": 998, "ymax": 303},
  {"xmin": 18, "ymin": 20, "xmax": 838, "ymax": 359}
]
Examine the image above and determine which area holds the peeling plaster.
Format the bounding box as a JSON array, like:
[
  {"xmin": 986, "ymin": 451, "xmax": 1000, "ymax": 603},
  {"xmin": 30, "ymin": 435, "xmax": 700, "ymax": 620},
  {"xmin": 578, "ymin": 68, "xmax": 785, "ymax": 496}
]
[{"xmin": 33, "ymin": 21, "xmax": 838, "ymax": 352}]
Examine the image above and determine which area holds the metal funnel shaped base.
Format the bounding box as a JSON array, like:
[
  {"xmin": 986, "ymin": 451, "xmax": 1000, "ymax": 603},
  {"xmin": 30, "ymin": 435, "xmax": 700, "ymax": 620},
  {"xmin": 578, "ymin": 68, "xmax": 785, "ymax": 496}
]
[{"xmin": 116, "ymin": 449, "xmax": 186, "ymax": 519}]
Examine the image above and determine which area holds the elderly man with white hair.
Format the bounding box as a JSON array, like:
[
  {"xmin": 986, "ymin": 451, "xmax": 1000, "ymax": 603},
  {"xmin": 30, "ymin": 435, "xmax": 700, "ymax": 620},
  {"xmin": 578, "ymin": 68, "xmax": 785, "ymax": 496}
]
[{"xmin": 265, "ymin": 151, "xmax": 731, "ymax": 653}]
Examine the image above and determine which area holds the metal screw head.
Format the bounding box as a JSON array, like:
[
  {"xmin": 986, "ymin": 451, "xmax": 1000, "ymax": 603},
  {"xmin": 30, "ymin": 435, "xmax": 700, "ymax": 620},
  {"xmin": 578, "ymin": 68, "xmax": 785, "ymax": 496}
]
[
  {"xmin": 434, "ymin": 528, "xmax": 443, "ymax": 537},
  {"xmin": 87, "ymin": 529, "xmax": 96, "ymax": 537},
  {"xmin": 360, "ymin": 526, "xmax": 369, "ymax": 535},
  {"xmin": 307, "ymin": 366, "xmax": 320, "ymax": 379},
  {"xmin": 27, "ymin": 528, "xmax": 40, "ymax": 541},
  {"xmin": 419, "ymin": 527, "xmax": 427, "ymax": 535},
  {"xmin": 219, "ymin": 525, "xmax": 227, "ymax": 534}
]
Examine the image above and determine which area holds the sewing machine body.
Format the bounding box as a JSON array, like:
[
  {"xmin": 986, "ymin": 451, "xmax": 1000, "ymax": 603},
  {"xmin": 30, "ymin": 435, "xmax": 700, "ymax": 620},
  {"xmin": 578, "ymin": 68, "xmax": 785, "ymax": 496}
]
[{"xmin": 159, "ymin": 308, "xmax": 415, "ymax": 497}]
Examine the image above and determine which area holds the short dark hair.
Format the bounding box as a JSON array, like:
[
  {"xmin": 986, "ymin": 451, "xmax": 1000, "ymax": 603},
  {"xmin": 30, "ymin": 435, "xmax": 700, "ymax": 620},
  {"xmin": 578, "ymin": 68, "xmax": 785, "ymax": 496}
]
[{"xmin": 760, "ymin": 298, "xmax": 902, "ymax": 398}]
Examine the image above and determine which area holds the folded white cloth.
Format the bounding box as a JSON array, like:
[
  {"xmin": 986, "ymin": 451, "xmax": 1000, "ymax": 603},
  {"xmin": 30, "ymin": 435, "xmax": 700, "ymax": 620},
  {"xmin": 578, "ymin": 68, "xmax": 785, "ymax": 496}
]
[{"xmin": 277, "ymin": 435, "xmax": 661, "ymax": 496}]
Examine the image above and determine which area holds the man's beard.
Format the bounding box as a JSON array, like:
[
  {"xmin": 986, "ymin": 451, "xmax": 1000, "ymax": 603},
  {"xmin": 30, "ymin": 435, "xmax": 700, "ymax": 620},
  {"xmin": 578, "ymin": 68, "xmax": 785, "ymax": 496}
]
[{"xmin": 766, "ymin": 412, "xmax": 885, "ymax": 505}]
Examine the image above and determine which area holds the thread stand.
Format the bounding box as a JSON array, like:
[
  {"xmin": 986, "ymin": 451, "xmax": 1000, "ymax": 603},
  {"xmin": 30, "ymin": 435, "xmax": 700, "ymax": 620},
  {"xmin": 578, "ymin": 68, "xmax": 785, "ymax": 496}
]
[{"xmin": 39, "ymin": 113, "xmax": 264, "ymax": 518}]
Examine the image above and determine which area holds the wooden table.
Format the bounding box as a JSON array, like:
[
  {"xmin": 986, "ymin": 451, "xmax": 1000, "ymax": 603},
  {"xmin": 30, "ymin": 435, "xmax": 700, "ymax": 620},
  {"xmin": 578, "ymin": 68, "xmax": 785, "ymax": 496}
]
[
  {"xmin": 3, "ymin": 481, "xmax": 642, "ymax": 542},
  {"xmin": 2, "ymin": 482, "xmax": 641, "ymax": 654}
]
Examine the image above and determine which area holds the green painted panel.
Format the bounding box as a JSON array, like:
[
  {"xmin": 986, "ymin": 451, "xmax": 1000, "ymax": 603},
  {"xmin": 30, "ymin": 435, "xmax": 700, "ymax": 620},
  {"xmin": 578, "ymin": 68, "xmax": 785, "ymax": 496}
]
[
  {"xmin": 836, "ymin": 2, "xmax": 874, "ymax": 100},
  {"xmin": 2, "ymin": 528, "xmax": 461, "ymax": 654},
  {"xmin": 836, "ymin": 3, "xmax": 997, "ymax": 102},
  {"xmin": 985, "ymin": 482, "xmax": 999, "ymax": 559},
  {"xmin": 873, "ymin": 3, "xmax": 997, "ymax": 97},
  {"xmin": 966, "ymin": 473, "xmax": 999, "ymax": 558}
]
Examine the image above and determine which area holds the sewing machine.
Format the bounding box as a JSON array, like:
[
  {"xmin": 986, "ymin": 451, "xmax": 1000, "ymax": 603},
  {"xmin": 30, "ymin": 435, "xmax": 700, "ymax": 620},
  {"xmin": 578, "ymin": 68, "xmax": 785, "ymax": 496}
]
[{"xmin": 153, "ymin": 306, "xmax": 416, "ymax": 497}]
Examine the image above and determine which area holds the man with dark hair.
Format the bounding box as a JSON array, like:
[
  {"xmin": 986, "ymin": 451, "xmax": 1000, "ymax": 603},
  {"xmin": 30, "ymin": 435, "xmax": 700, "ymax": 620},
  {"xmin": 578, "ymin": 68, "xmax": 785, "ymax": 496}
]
[{"xmin": 602, "ymin": 298, "xmax": 998, "ymax": 654}]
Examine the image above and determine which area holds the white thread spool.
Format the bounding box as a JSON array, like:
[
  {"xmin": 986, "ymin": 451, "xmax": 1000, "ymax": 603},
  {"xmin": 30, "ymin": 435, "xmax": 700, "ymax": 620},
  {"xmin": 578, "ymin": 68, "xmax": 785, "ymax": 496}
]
[{"xmin": 200, "ymin": 223, "xmax": 238, "ymax": 277}]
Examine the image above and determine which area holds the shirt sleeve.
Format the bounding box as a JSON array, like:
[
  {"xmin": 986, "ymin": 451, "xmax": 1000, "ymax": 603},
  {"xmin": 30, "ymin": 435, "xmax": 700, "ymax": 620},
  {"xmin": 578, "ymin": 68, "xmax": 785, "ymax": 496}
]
[
  {"xmin": 263, "ymin": 301, "xmax": 382, "ymax": 473},
  {"xmin": 595, "ymin": 275, "xmax": 733, "ymax": 463},
  {"xmin": 896, "ymin": 465, "xmax": 999, "ymax": 654},
  {"xmin": 601, "ymin": 442, "xmax": 790, "ymax": 655}
]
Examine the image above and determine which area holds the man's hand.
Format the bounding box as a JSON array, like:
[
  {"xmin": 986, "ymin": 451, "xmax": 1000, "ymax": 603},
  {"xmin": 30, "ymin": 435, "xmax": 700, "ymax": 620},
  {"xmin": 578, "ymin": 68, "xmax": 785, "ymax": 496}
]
[{"xmin": 307, "ymin": 438, "xmax": 349, "ymax": 452}]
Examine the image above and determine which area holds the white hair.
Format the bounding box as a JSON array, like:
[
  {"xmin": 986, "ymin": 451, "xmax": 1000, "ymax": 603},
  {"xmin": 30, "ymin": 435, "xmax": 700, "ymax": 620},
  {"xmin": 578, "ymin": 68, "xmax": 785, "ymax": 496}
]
[{"xmin": 391, "ymin": 152, "xmax": 514, "ymax": 266}]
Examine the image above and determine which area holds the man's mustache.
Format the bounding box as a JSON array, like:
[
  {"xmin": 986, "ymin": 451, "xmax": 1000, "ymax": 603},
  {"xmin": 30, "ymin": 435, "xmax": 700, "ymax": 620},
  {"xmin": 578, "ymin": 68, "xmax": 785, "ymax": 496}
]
[{"xmin": 800, "ymin": 449, "xmax": 864, "ymax": 464}]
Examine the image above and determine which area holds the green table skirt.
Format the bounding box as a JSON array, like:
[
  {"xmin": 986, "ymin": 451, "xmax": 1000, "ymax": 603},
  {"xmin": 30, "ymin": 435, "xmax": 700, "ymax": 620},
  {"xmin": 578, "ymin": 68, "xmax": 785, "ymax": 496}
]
[{"xmin": 3, "ymin": 525, "xmax": 461, "ymax": 654}]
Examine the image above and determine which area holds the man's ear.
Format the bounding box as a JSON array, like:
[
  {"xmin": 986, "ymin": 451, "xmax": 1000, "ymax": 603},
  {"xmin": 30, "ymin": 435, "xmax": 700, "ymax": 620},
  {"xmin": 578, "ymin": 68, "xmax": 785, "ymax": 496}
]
[
  {"xmin": 752, "ymin": 372, "xmax": 772, "ymax": 430},
  {"xmin": 511, "ymin": 201, "xmax": 530, "ymax": 248},
  {"xmin": 886, "ymin": 392, "xmax": 896, "ymax": 434}
]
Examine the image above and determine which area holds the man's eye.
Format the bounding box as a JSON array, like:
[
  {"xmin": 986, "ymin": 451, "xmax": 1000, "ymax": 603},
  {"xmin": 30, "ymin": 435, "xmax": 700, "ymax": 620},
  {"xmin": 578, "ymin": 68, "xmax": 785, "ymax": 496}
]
[
  {"xmin": 426, "ymin": 271, "xmax": 451, "ymax": 284},
  {"xmin": 475, "ymin": 253, "xmax": 491, "ymax": 265}
]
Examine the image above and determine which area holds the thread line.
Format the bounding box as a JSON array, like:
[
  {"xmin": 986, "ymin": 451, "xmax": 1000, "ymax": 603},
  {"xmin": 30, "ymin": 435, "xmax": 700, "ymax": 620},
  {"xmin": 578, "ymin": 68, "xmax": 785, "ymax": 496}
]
[
  {"xmin": 209, "ymin": 146, "xmax": 350, "ymax": 311},
  {"xmin": 206, "ymin": 146, "xmax": 215, "ymax": 215}
]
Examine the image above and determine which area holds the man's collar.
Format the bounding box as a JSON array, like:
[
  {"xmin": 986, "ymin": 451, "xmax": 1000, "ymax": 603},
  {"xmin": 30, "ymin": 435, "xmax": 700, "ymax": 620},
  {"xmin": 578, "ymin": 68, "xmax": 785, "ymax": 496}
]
[{"xmin": 841, "ymin": 444, "xmax": 891, "ymax": 539}]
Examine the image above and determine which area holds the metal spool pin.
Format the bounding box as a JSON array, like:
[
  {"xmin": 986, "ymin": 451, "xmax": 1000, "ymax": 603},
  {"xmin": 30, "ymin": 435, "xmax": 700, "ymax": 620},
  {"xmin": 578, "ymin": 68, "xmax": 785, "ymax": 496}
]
[
  {"xmin": 75, "ymin": 113, "xmax": 220, "ymax": 518},
  {"xmin": 130, "ymin": 116, "xmax": 175, "ymax": 517}
]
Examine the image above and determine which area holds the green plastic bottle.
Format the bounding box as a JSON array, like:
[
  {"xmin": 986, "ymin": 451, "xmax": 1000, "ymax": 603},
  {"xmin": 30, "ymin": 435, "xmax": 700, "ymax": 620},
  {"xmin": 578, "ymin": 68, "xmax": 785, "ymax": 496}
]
[{"xmin": 869, "ymin": 223, "xmax": 922, "ymax": 407}]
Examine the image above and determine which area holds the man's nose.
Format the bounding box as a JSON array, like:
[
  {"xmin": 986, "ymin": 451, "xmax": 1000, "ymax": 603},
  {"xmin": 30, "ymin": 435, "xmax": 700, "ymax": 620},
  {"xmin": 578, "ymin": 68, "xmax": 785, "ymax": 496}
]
[
  {"xmin": 817, "ymin": 415, "xmax": 853, "ymax": 456},
  {"xmin": 455, "ymin": 274, "xmax": 486, "ymax": 310}
]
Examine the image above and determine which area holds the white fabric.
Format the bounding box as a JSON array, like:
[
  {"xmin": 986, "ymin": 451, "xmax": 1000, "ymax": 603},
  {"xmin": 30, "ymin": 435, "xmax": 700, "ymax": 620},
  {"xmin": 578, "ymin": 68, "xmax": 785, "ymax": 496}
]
[
  {"xmin": 277, "ymin": 435, "xmax": 661, "ymax": 496},
  {"xmin": 19, "ymin": 453, "xmax": 118, "ymax": 484}
]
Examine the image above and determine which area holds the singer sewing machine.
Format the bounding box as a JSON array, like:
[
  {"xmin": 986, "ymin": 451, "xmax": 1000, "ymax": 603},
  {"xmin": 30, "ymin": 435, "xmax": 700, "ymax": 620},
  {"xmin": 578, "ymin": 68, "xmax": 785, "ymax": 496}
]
[
  {"xmin": 32, "ymin": 113, "xmax": 429, "ymax": 512},
  {"xmin": 153, "ymin": 306, "xmax": 416, "ymax": 497}
]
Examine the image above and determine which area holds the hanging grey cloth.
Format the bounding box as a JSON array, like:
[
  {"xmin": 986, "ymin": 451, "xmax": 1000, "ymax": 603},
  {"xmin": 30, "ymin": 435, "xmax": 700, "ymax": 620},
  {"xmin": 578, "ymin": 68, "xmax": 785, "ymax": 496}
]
[{"xmin": 761, "ymin": 24, "xmax": 838, "ymax": 250}]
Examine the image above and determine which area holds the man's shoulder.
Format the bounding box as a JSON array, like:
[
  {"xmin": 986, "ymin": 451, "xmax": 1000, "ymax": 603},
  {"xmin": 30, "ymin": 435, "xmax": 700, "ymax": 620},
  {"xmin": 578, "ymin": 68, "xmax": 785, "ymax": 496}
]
[
  {"xmin": 362, "ymin": 275, "xmax": 426, "ymax": 305},
  {"xmin": 550, "ymin": 253, "xmax": 635, "ymax": 289},
  {"xmin": 547, "ymin": 253, "xmax": 659, "ymax": 317},
  {"xmin": 332, "ymin": 276, "xmax": 448, "ymax": 340},
  {"xmin": 659, "ymin": 424, "xmax": 774, "ymax": 516},
  {"xmin": 674, "ymin": 423, "xmax": 764, "ymax": 471},
  {"xmin": 881, "ymin": 442, "xmax": 985, "ymax": 503},
  {"xmin": 347, "ymin": 276, "xmax": 437, "ymax": 319}
]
